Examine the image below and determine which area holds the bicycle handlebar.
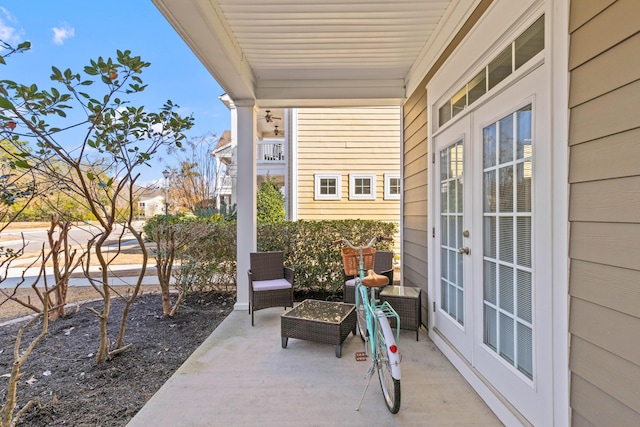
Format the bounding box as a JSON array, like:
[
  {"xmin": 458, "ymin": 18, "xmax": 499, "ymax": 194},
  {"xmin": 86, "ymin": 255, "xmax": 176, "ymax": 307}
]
[{"xmin": 332, "ymin": 235, "xmax": 392, "ymax": 249}]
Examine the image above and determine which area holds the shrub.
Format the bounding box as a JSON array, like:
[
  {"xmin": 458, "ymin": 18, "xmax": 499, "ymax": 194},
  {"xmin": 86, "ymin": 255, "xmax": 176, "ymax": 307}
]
[
  {"xmin": 258, "ymin": 220, "xmax": 397, "ymax": 294},
  {"xmin": 145, "ymin": 218, "xmax": 397, "ymax": 298}
]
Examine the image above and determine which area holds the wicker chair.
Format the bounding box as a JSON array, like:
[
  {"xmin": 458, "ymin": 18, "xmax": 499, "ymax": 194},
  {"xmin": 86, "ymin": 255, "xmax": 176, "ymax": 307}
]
[
  {"xmin": 248, "ymin": 251, "xmax": 294, "ymax": 326},
  {"xmin": 343, "ymin": 250, "xmax": 394, "ymax": 304}
]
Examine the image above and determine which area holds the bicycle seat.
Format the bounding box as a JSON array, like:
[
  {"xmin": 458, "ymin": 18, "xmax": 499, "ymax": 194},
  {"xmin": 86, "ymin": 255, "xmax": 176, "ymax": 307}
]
[{"xmin": 361, "ymin": 269, "xmax": 389, "ymax": 287}]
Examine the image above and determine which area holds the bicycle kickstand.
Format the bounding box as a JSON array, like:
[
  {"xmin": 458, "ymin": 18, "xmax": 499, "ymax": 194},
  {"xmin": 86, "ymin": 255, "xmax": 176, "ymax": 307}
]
[{"xmin": 355, "ymin": 363, "xmax": 376, "ymax": 411}]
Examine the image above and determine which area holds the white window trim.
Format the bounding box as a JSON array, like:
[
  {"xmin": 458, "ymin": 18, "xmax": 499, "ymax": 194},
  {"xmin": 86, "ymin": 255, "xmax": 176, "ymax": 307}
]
[
  {"xmin": 349, "ymin": 173, "xmax": 376, "ymax": 200},
  {"xmin": 384, "ymin": 173, "xmax": 401, "ymax": 200},
  {"xmin": 314, "ymin": 173, "xmax": 341, "ymax": 200}
]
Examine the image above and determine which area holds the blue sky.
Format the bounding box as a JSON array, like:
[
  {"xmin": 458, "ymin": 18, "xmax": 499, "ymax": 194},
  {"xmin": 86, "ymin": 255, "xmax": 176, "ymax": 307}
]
[{"xmin": 0, "ymin": 1, "xmax": 229, "ymax": 184}]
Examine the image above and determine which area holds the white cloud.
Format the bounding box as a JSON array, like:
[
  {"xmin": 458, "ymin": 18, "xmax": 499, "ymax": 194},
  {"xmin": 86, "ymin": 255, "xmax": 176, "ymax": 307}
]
[
  {"xmin": 52, "ymin": 24, "xmax": 75, "ymax": 45},
  {"xmin": 0, "ymin": 7, "xmax": 22, "ymax": 47}
]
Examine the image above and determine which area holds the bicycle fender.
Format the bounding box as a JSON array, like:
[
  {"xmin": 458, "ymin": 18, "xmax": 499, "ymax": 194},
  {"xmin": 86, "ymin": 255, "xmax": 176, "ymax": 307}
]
[{"xmin": 376, "ymin": 310, "xmax": 401, "ymax": 380}]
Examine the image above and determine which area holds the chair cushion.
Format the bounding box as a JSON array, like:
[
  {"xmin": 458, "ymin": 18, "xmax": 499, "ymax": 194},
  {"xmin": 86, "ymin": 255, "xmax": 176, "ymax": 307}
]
[
  {"xmin": 253, "ymin": 278, "xmax": 292, "ymax": 291},
  {"xmin": 345, "ymin": 278, "xmax": 357, "ymax": 287}
]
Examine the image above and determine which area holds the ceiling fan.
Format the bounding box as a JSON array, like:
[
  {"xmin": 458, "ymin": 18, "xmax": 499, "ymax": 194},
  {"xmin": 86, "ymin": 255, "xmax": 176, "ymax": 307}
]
[{"xmin": 263, "ymin": 110, "xmax": 281, "ymax": 123}]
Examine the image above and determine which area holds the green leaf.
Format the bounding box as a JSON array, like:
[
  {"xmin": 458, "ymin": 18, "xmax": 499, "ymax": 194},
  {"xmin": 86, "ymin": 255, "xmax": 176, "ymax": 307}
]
[
  {"xmin": 14, "ymin": 160, "xmax": 31, "ymax": 169},
  {"xmin": 0, "ymin": 56, "xmax": 5, "ymax": 65},
  {"xmin": 17, "ymin": 41, "xmax": 31, "ymax": 50},
  {"xmin": 101, "ymin": 75, "xmax": 111, "ymax": 85},
  {"xmin": 0, "ymin": 96, "xmax": 14, "ymax": 109},
  {"xmin": 86, "ymin": 172, "xmax": 95, "ymax": 180},
  {"xmin": 84, "ymin": 66, "xmax": 98, "ymax": 76}
]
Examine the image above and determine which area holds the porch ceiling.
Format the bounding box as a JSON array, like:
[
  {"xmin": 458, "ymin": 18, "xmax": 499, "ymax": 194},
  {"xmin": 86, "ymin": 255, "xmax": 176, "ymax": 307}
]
[{"xmin": 152, "ymin": 0, "xmax": 481, "ymax": 107}]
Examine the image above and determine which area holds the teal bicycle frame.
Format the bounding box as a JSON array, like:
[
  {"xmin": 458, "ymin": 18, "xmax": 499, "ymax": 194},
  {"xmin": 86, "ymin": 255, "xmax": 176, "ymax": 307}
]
[{"xmin": 337, "ymin": 236, "xmax": 401, "ymax": 414}]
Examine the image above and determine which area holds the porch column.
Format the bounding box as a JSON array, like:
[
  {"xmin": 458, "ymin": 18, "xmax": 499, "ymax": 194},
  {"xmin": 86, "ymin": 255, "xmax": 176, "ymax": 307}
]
[{"xmin": 234, "ymin": 100, "xmax": 257, "ymax": 311}]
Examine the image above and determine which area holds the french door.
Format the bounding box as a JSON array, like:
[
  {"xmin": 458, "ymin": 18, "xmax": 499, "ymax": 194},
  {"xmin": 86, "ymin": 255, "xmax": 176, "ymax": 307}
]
[
  {"xmin": 433, "ymin": 66, "xmax": 553, "ymax": 425},
  {"xmin": 433, "ymin": 114, "xmax": 473, "ymax": 359}
]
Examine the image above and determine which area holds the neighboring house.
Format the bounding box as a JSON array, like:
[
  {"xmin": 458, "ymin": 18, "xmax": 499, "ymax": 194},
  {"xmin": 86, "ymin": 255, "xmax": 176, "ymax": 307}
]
[
  {"xmin": 154, "ymin": 0, "xmax": 640, "ymax": 425},
  {"xmin": 291, "ymin": 107, "xmax": 401, "ymax": 227},
  {"xmin": 210, "ymin": 128, "xmax": 234, "ymax": 209},
  {"xmin": 215, "ymin": 102, "xmax": 401, "ymax": 232},
  {"xmin": 137, "ymin": 192, "xmax": 165, "ymax": 218}
]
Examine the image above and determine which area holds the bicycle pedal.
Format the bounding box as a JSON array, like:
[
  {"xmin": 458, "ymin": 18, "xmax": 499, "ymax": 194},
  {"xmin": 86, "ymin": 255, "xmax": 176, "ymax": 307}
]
[{"xmin": 355, "ymin": 352, "xmax": 368, "ymax": 361}]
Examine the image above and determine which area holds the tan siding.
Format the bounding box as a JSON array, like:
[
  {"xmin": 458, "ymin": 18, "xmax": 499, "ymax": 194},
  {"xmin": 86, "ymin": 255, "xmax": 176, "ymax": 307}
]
[
  {"xmin": 296, "ymin": 106, "xmax": 400, "ymax": 224},
  {"xmin": 569, "ymin": 128, "xmax": 640, "ymax": 182},
  {"xmin": 568, "ymin": 0, "xmax": 616, "ymax": 32},
  {"xmin": 569, "ymin": 79, "xmax": 640, "ymax": 145},
  {"xmin": 568, "ymin": 0, "xmax": 640, "ymax": 70},
  {"xmin": 402, "ymin": 84, "xmax": 428, "ymax": 313},
  {"xmin": 569, "ymin": 1, "xmax": 640, "ymax": 424},
  {"xmin": 570, "ymin": 336, "xmax": 640, "ymax": 413},
  {"xmin": 570, "ymin": 260, "xmax": 640, "ymax": 318},
  {"xmin": 570, "ymin": 298, "xmax": 640, "ymax": 366},
  {"xmin": 569, "ymin": 32, "xmax": 640, "ymax": 107},
  {"xmin": 571, "ymin": 374, "xmax": 640, "ymax": 427},
  {"xmin": 570, "ymin": 222, "xmax": 640, "ymax": 271},
  {"xmin": 570, "ymin": 411, "xmax": 596, "ymax": 427},
  {"xmin": 569, "ymin": 176, "xmax": 640, "ymax": 223}
]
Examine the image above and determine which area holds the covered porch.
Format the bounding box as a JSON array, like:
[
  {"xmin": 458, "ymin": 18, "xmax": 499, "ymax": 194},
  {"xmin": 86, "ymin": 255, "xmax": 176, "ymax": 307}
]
[
  {"xmin": 128, "ymin": 308, "xmax": 501, "ymax": 426},
  {"xmin": 150, "ymin": 0, "xmax": 474, "ymax": 312}
]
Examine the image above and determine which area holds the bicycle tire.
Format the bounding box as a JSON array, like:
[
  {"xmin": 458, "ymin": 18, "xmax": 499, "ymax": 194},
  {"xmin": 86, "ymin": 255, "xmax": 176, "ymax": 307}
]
[
  {"xmin": 355, "ymin": 285, "xmax": 368, "ymax": 342},
  {"xmin": 375, "ymin": 321, "xmax": 401, "ymax": 413}
]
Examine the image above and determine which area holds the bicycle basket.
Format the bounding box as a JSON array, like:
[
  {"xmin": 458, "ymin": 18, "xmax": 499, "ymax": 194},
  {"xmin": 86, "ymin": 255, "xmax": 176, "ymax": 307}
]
[{"xmin": 341, "ymin": 247, "xmax": 375, "ymax": 276}]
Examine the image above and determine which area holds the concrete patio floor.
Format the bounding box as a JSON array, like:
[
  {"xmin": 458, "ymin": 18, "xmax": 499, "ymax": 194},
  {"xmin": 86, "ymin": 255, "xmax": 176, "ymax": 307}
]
[{"xmin": 128, "ymin": 307, "xmax": 503, "ymax": 427}]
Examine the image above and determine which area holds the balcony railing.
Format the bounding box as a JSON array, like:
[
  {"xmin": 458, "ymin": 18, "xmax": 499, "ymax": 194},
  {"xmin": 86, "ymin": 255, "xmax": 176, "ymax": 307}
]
[
  {"xmin": 257, "ymin": 142, "xmax": 285, "ymax": 162},
  {"xmin": 217, "ymin": 175, "xmax": 233, "ymax": 195}
]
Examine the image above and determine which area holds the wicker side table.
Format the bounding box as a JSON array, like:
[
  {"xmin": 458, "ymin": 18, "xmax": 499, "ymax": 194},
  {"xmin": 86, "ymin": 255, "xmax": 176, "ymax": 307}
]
[
  {"xmin": 281, "ymin": 300, "xmax": 356, "ymax": 358},
  {"xmin": 379, "ymin": 285, "xmax": 421, "ymax": 341}
]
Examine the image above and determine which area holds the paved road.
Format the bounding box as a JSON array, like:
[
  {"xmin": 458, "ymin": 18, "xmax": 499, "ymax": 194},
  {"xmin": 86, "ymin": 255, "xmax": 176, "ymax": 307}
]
[
  {"xmin": 0, "ymin": 223, "xmax": 140, "ymax": 254},
  {"xmin": 0, "ymin": 222, "xmax": 158, "ymax": 289}
]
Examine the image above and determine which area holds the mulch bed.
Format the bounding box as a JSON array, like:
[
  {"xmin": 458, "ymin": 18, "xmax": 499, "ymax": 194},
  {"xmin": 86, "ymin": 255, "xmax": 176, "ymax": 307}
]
[{"xmin": 0, "ymin": 292, "xmax": 235, "ymax": 426}]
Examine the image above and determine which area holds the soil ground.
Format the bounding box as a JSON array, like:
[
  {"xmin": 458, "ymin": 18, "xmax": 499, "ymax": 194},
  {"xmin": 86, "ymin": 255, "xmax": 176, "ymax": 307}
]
[
  {"xmin": 0, "ymin": 287, "xmax": 337, "ymax": 426},
  {"xmin": 0, "ymin": 291, "xmax": 235, "ymax": 426}
]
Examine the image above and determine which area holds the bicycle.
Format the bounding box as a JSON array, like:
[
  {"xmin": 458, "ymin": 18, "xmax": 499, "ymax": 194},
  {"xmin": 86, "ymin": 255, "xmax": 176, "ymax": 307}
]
[{"xmin": 334, "ymin": 235, "xmax": 401, "ymax": 414}]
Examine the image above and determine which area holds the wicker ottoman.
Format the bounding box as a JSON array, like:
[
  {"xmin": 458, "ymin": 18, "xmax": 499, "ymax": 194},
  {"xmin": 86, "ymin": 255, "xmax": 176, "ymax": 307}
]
[{"xmin": 379, "ymin": 285, "xmax": 421, "ymax": 341}]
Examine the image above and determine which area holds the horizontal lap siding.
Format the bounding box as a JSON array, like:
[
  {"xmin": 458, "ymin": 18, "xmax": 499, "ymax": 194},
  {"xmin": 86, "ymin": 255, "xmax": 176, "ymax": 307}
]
[
  {"xmin": 296, "ymin": 107, "xmax": 401, "ymax": 248},
  {"xmin": 568, "ymin": 0, "xmax": 640, "ymax": 425},
  {"xmin": 403, "ymin": 88, "xmax": 428, "ymax": 325}
]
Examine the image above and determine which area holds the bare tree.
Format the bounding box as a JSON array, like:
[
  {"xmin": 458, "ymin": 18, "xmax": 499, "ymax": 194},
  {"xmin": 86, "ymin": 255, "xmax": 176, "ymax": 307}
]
[{"xmin": 164, "ymin": 135, "xmax": 218, "ymax": 213}]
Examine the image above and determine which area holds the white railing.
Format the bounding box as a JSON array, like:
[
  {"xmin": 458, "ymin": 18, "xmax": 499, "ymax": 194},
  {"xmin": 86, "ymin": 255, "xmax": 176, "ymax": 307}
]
[
  {"xmin": 217, "ymin": 175, "xmax": 233, "ymax": 195},
  {"xmin": 257, "ymin": 142, "xmax": 285, "ymax": 162}
]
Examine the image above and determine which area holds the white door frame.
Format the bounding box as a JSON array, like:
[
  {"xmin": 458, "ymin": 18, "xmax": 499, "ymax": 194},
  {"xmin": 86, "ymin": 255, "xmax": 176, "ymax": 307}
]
[{"xmin": 425, "ymin": 1, "xmax": 569, "ymax": 425}]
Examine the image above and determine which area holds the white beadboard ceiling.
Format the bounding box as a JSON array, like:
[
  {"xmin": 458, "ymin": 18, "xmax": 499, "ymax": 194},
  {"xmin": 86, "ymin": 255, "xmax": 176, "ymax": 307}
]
[{"xmin": 153, "ymin": 0, "xmax": 478, "ymax": 107}]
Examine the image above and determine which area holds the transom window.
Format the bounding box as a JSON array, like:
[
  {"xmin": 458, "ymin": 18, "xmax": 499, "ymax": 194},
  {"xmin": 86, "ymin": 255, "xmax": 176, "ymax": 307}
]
[
  {"xmin": 349, "ymin": 173, "xmax": 376, "ymax": 200},
  {"xmin": 439, "ymin": 15, "xmax": 544, "ymax": 127},
  {"xmin": 314, "ymin": 173, "xmax": 341, "ymax": 200}
]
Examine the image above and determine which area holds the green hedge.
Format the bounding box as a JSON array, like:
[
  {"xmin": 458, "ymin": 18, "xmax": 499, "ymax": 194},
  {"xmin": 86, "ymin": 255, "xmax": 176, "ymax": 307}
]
[
  {"xmin": 144, "ymin": 217, "xmax": 397, "ymax": 295},
  {"xmin": 258, "ymin": 220, "xmax": 396, "ymax": 294}
]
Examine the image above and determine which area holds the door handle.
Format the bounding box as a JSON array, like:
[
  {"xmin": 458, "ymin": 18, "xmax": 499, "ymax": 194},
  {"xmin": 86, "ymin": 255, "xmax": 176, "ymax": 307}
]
[{"xmin": 458, "ymin": 247, "xmax": 470, "ymax": 255}]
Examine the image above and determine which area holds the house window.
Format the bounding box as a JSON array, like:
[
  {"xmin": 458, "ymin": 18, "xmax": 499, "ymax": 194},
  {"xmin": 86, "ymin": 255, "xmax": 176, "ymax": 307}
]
[
  {"xmin": 384, "ymin": 173, "xmax": 401, "ymax": 200},
  {"xmin": 138, "ymin": 202, "xmax": 146, "ymax": 217},
  {"xmin": 349, "ymin": 173, "xmax": 376, "ymax": 200},
  {"xmin": 438, "ymin": 14, "xmax": 544, "ymax": 127},
  {"xmin": 314, "ymin": 173, "xmax": 341, "ymax": 200}
]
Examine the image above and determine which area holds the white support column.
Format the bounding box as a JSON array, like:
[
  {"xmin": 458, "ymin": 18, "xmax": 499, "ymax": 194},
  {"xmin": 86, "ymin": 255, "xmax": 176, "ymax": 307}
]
[{"xmin": 234, "ymin": 100, "xmax": 257, "ymax": 311}]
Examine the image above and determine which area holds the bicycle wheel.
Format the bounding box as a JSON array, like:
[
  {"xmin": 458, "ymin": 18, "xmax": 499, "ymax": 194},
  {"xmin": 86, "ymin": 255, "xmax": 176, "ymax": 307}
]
[
  {"xmin": 355, "ymin": 284, "xmax": 368, "ymax": 342},
  {"xmin": 375, "ymin": 320, "xmax": 401, "ymax": 413}
]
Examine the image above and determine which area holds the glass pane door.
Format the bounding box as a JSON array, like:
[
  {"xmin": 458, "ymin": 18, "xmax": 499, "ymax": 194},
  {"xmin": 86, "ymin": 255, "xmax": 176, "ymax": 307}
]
[
  {"xmin": 482, "ymin": 104, "xmax": 533, "ymax": 379},
  {"xmin": 433, "ymin": 113, "xmax": 472, "ymax": 359},
  {"xmin": 440, "ymin": 140, "xmax": 464, "ymax": 325}
]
